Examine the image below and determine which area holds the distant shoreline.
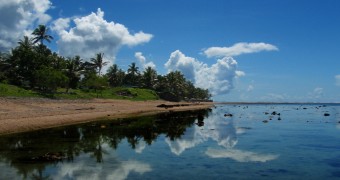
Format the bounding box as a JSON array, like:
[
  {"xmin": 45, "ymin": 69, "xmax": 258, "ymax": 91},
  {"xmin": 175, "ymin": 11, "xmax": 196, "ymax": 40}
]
[
  {"xmin": 215, "ymin": 102, "xmax": 340, "ymax": 105},
  {"xmin": 0, "ymin": 97, "xmax": 213, "ymax": 135}
]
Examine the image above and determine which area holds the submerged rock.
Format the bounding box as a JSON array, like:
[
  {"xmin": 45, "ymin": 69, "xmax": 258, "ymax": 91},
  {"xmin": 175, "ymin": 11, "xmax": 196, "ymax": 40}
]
[{"xmin": 224, "ymin": 113, "xmax": 233, "ymax": 117}]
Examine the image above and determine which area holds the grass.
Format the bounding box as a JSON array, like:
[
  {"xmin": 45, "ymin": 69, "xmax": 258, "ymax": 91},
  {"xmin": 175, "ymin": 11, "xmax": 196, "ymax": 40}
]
[
  {"xmin": 0, "ymin": 83, "xmax": 41, "ymax": 97},
  {"xmin": 0, "ymin": 83, "xmax": 159, "ymax": 101}
]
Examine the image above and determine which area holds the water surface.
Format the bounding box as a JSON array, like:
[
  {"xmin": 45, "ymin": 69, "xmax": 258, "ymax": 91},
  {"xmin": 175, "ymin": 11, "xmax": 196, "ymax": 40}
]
[{"xmin": 1, "ymin": 104, "xmax": 340, "ymax": 179}]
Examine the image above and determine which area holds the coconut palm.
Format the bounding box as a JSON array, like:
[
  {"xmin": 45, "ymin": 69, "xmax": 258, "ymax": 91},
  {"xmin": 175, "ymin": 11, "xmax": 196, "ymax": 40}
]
[
  {"xmin": 31, "ymin": 25, "xmax": 53, "ymax": 45},
  {"xmin": 65, "ymin": 56, "xmax": 84, "ymax": 92},
  {"xmin": 142, "ymin": 66, "xmax": 157, "ymax": 89},
  {"xmin": 18, "ymin": 36, "xmax": 33, "ymax": 50},
  {"xmin": 125, "ymin": 62, "xmax": 140, "ymax": 86},
  {"xmin": 106, "ymin": 64, "xmax": 125, "ymax": 87},
  {"xmin": 90, "ymin": 53, "xmax": 108, "ymax": 75},
  {"xmin": 127, "ymin": 62, "xmax": 139, "ymax": 77}
]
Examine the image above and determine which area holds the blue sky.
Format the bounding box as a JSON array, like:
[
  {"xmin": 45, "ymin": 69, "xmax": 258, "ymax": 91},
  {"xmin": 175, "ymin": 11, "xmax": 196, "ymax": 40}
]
[{"xmin": 1, "ymin": 0, "xmax": 340, "ymax": 102}]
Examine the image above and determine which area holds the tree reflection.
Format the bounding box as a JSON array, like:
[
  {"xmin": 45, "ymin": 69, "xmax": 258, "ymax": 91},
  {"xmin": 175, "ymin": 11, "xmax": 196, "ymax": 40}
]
[{"xmin": 0, "ymin": 108, "xmax": 211, "ymax": 178}]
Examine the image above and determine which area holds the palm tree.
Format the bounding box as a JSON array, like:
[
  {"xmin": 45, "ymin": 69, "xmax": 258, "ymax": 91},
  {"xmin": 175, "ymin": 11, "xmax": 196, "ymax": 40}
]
[
  {"xmin": 126, "ymin": 62, "xmax": 140, "ymax": 86},
  {"xmin": 142, "ymin": 67, "xmax": 157, "ymax": 89},
  {"xmin": 106, "ymin": 64, "xmax": 125, "ymax": 87},
  {"xmin": 0, "ymin": 52, "xmax": 10, "ymax": 80},
  {"xmin": 90, "ymin": 53, "xmax": 108, "ymax": 75},
  {"xmin": 128, "ymin": 62, "xmax": 139, "ymax": 76},
  {"xmin": 18, "ymin": 36, "xmax": 33, "ymax": 50},
  {"xmin": 32, "ymin": 25, "xmax": 53, "ymax": 45},
  {"xmin": 65, "ymin": 56, "xmax": 84, "ymax": 92},
  {"xmin": 166, "ymin": 71, "xmax": 187, "ymax": 100}
]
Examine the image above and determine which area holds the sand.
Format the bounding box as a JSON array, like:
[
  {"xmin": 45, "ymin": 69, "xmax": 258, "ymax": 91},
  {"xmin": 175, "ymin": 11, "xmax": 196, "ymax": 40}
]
[{"xmin": 0, "ymin": 97, "xmax": 213, "ymax": 135}]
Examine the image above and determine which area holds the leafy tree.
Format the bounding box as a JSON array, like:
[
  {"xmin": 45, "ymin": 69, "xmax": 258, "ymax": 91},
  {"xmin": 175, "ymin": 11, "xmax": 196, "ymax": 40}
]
[
  {"xmin": 82, "ymin": 72, "xmax": 108, "ymax": 97},
  {"xmin": 142, "ymin": 67, "xmax": 157, "ymax": 89},
  {"xmin": 166, "ymin": 71, "xmax": 186, "ymax": 99},
  {"xmin": 0, "ymin": 52, "xmax": 10, "ymax": 82},
  {"xmin": 31, "ymin": 25, "xmax": 53, "ymax": 45},
  {"xmin": 64, "ymin": 56, "xmax": 84, "ymax": 92},
  {"xmin": 125, "ymin": 62, "xmax": 140, "ymax": 86},
  {"xmin": 106, "ymin": 64, "xmax": 125, "ymax": 87},
  {"xmin": 90, "ymin": 53, "xmax": 108, "ymax": 75},
  {"xmin": 50, "ymin": 52, "xmax": 67, "ymax": 70},
  {"xmin": 8, "ymin": 37, "xmax": 38, "ymax": 86},
  {"xmin": 18, "ymin": 36, "xmax": 33, "ymax": 50},
  {"xmin": 35, "ymin": 67, "xmax": 68, "ymax": 93}
]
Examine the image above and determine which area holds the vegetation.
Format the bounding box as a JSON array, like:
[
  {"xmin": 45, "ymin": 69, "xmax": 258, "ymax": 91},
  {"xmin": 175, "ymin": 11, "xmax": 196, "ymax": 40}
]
[{"xmin": 0, "ymin": 25, "xmax": 211, "ymax": 101}]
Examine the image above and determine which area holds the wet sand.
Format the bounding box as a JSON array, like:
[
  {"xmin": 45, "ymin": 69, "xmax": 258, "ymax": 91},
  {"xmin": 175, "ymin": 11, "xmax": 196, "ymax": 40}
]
[{"xmin": 0, "ymin": 98, "xmax": 213, "ymax": 135}]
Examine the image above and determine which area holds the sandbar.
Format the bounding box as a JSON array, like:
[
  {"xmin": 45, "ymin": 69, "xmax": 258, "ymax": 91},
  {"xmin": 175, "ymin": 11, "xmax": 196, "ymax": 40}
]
[{"xmin": 0, "ymin": 98, "xmax": 213, "ymax": 135}]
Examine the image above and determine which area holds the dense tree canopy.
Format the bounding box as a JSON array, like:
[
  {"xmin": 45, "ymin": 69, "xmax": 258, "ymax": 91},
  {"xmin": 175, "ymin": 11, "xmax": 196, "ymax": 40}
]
[{"xmin": 0, "ymin": 25, "xmax": 211, "ymax": 101}]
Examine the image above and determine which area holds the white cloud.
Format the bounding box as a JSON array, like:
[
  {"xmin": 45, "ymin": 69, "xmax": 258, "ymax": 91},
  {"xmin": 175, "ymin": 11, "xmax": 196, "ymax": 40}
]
[
  {"xmin": 335, "ymin": 75, "xmax": 340, "ymax": 86},
  {"xmin": 135, "ymin": 52, "xmax": 156, "ymax": 70},
  {"xmin": 307, "ymin": 87, "xmax": 323, "ymax": 99},
  {"xmin": 205, "ymin": 148, "xmax": 279, "ymax": 163},
  {"xmin": 53, "ymin": 8, "xmax": 153, "ymax": 62},
  {"xmin": 247, "ymin": 85, "xmax": 254, "ymax": 92},
  {"xmin": 204, "ymin": 42, "xmax": 278, "ymax": 58},
  {"xmin": 165, "ymin": 50, "xmax": 198, "ymax": 82},
  {"xmin": 235, "ymin": 71, "xmax": 246, "ymax": 77},
  {"xmin": 314, "ymin": 87, "xmax": 323, "ymax": 95},
  {"xmin": 165, "ymin": 50, "xmax": 242, "ymax": 95},
  {"xmin": 0, "ymin": 0, "xmax": 52, "ymax": 51},
  {"xmin": 261, "ymin": 93, "xmax": 286, "ymax": 102}
]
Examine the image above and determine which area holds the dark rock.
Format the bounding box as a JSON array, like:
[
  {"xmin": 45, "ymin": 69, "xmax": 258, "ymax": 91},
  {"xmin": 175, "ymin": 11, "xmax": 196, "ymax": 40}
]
[
  {"xmin": 271, "ymin": 111, "xmax": 277, "ymax": 115},
  {"xmin": 224, "ymin": 113, "xmax": 233, "ymax": 117},
  {"xmin": 324, "ymin": 113, "xmax": 330, "ymax": 116},
  {"xmin": 263, "ymin": 120, "xmax": 269, "ymax": 123}
]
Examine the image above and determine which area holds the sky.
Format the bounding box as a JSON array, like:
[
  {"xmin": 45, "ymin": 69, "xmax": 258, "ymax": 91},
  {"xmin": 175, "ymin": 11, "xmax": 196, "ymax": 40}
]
[{"xmin": 1, "ymin": 0, "xmax": 340, "ymax": 102}]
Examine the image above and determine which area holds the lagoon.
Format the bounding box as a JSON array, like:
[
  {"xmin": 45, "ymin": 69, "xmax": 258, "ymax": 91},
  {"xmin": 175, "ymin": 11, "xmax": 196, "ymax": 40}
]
[{"xmin": 1, "ymin": 104, "xmax": 340, "ymax": 179}]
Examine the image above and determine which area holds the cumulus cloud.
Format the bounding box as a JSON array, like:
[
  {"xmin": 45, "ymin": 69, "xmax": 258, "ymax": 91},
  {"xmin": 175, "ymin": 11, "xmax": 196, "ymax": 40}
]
[
  {"xmin": 135, "ymin": 52, "xmax": 156, "ymax": 70},
  {"xmin": 247, "ymin": 85, "xmax": 254, "ymax": 92},
  {"xmin": 52, "ymin": 8, "xmax": 153, "ymax": 62},
  {"xmin": 308, "ymin": 87, "xmax": 323, "ymax": 99},
  {"xmin": 165, "ymin": 50, "xmax": 244, "ymax": 95},
  {"xmin": 0, "ymin": 0, "xmax": 52, "ymax": 51},
  {"xmin": 165, "ymin": 50, "xmax": 198, "ymax": 82},
  {"xmin": 205, "ymin": 148, "xmax": 279, "ymax": 163},
  {"xmin": 204, "ymin": 42, "xmax": 278, "ymax": 58},
  {"xmin": 335, "ymin": 75, "xmax": 340, "ymax": 86}
]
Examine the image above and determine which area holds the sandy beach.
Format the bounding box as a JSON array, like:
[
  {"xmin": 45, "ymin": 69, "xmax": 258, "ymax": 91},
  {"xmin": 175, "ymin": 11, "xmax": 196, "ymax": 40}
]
[{"xmin": 0, "ymin": 98, "xmax": 213, "ymax": 135}]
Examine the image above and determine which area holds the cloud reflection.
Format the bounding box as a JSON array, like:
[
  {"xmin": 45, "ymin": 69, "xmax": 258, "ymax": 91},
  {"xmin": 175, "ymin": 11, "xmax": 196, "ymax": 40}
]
[
  {"xmin": 205, "ymin": 148, "xmax": 279, "ymax": 163},
  {"xmin": 52, "ymin": 143, "xmax": 152, "ymax": 180},
  {"xmin": 135, "ymin": 140, "xmax": 146, "ymax": 154},
  {"xmin": 165, "ymin": 113, "xmax": 238, "ymax": 155}
]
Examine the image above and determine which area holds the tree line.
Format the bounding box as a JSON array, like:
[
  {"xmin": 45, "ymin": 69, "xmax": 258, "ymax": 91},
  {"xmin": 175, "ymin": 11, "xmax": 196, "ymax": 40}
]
[{"xmin": 0, "ymin": 25, "xmax": 211, "ymax": 101}]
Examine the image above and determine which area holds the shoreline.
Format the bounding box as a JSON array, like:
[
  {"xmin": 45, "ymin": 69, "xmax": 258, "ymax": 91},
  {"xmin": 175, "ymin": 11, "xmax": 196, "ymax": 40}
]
[{"xmin": 0, "ymin": 97, "xmax": 213, "ymax": 135}]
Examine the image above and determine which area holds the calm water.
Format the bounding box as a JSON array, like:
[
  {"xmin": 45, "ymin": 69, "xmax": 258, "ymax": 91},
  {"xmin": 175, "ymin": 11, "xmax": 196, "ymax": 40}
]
[{"xmin": 1, "ymin": 104, "xmax": 340, "ymax": 179}]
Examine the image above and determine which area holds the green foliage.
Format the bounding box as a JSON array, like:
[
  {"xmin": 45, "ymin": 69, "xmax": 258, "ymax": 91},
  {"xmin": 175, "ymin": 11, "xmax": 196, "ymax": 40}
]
[
  {"xmin": 0, "ymin": 25, "xmax": 211, "ymax": 101},
  {"xmin": 0, "ymin": 83, "xmax": 40, "ymax": 97},
  {"xmin": 106, "ymin": 64, "xmax": 125, "ymax": 87},
  {"xmin": 35, "ymin": 67, "xmax": 68, "ymax": 93},
  {"xmin": 31, "ymin": 24, "xmax": 53, "ymax": 45},
  {"xmin": 125, "ymin": 62, "xmax": 141, "ymax": 86}
]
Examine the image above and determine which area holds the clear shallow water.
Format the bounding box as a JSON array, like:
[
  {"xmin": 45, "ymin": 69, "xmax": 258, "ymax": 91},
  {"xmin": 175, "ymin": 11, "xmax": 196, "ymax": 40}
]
[{"xmin": 1, "ymin": 104, "xmax": 340, "ymax": 179}]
